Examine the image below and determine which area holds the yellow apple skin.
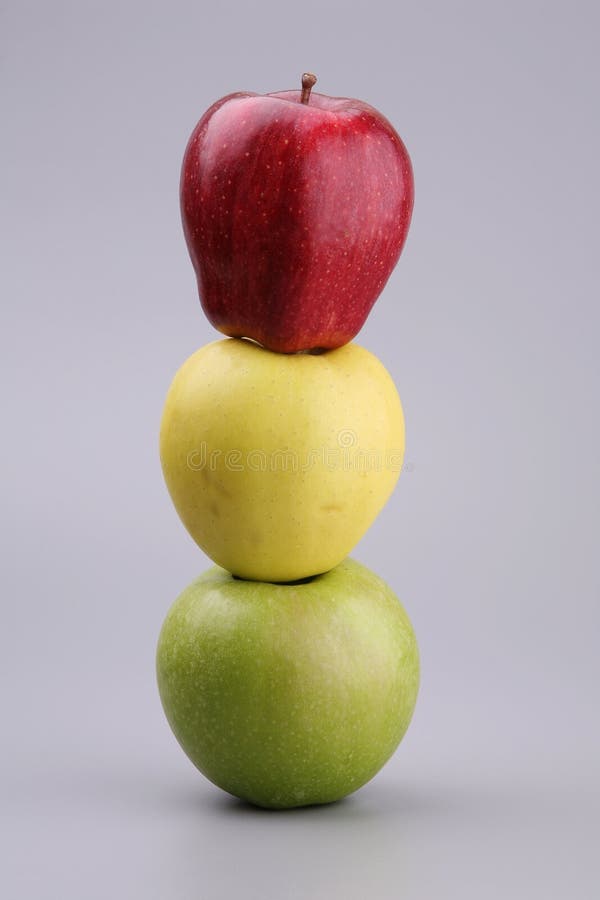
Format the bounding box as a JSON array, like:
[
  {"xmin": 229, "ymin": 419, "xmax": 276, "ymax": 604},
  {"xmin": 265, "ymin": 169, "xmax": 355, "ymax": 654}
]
[{"xmin": 160, "ymin": 338, "xmax": 404, "ymax": 582}]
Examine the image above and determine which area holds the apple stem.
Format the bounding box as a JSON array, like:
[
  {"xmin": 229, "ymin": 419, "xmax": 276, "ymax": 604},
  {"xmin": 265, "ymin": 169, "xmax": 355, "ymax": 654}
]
[{"xmin": 300, "ymin": 72, "xmax": 317, "ymax": 104}]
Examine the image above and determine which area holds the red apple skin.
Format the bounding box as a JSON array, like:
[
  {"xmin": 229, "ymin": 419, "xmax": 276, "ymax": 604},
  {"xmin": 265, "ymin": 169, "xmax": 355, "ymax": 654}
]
[{"xmin": 180, "ymin": 88, "xmax": 414, "ymax": 353}]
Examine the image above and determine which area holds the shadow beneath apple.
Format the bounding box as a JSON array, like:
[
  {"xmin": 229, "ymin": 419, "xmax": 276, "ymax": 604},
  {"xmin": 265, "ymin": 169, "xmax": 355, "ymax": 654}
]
[
  {"xmin": 35, "ymin": 752, "xmax": 511, "ymax": 826},
  {"xmin": 194, "ymin": 774, "xmax": 473, "ymax": 823},
  {"xmin": 208, "ymin": 791, "xmax": 359, "ymax": 818}
]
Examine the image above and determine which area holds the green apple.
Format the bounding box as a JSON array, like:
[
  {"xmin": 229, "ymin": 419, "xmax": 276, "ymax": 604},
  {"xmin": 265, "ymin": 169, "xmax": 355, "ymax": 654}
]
[
  {"xmin": 160, "ymin": 338, "xmax": 404, "ymax": 582},
  {"xmin": 156, "ymin": 558, "xmax": 419, "ymax": 809}
]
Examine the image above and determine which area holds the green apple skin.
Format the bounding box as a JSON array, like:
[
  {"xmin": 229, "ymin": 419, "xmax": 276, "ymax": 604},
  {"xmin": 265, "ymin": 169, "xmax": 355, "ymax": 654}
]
[
  {"xmin": 156, "ymin": 558, "xmax": 419, "ymax": 809},
  {"xmin": 159, "ymin": 338, "xmax": 404, "ymax": 583}
]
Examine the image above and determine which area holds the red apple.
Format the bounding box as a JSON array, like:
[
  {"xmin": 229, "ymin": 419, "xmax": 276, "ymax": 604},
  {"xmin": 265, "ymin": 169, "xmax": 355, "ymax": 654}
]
[{"xmin": 181, "ymin": 74, "xmax": 414, "ymax": 353}]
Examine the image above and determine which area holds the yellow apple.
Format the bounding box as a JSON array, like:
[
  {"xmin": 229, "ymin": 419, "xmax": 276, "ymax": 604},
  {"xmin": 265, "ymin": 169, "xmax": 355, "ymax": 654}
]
[{"xmin": 160, "ymin": 338, "xmax": 404, "ymax": 582}]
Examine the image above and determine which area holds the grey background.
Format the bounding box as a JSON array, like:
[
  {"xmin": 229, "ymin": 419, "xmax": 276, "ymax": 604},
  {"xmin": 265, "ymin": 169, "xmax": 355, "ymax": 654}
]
[{"xmin": 2, "ymin": 0, "xmax": 599, "ymax": 897}]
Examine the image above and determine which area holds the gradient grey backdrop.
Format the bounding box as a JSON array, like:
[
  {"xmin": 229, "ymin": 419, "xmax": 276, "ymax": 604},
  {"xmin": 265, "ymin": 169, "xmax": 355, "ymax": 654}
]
[{"xmin": 2, "ymin": 1, "xmax": 599, "ymax": 897}]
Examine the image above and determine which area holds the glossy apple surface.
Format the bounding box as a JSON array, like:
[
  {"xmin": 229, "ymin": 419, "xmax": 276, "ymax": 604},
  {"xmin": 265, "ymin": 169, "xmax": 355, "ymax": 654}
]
[
  {"xmin": 181, "ymin": 78, "xmax": 414, "ymax": 353},
  {"xmin": 156, "ymin": 558, "xmax": 419, "ymax": 809},
  {"xmin": 160, "ymin": 338, "xmax": 405, "ymax": 582}
]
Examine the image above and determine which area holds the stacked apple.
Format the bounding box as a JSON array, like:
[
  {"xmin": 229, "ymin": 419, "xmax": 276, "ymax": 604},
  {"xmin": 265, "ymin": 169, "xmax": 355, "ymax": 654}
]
[{"xmin": 157, "ymin": 75, "xmax": 419, "ymax": 809}]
